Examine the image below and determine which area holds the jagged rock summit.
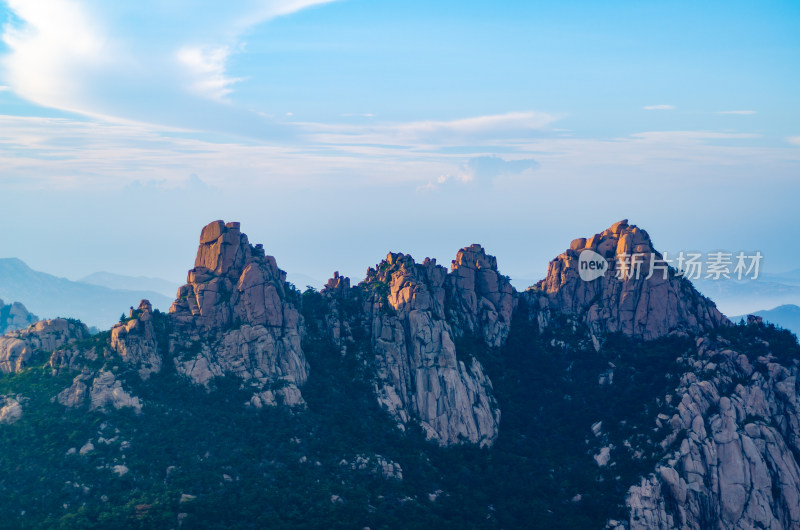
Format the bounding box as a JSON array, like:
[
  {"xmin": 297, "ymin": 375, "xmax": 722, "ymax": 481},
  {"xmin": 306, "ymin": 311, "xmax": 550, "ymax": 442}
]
[
  {"xmin": 360, "ymin": 251, "xmax": 501, "ymax": 446},
  {"xmin": 168, "ymin": 220, "xmax": 308, "ymax": 407},
  {"xmin": 529, "ymin": 219, "xmax": 729, "ymax": 342},
  {"xmin": 2, "ymin": 217, "xmax": 800, "ymax": 528}
]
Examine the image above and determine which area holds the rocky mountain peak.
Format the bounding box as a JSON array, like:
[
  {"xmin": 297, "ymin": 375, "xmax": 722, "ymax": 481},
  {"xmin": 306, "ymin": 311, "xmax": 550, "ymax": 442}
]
[
  {"xmin": 195, "ymin": 220, "xmax": 249, "ymax": 275},
  {"xmin": 451, "ymin": 243, "xmax": 499, "ymax": 272},
  {"xmin": 529, "ymin": 219, "xmax": 728, "ymax": 342},
  {"xmin": 565, "ymin": 219, "xmax": 655, "ymax": 259},
  {"xmin": 354, "ymin": 247, "xmax": 505, "ymax": 446},
  {"xmin": 110, "ymin": 299, "xmax": 160, "ymax": 380},
  {"xmin": 322, "ymin": 271, "xmax": 350, "ymax": 296},
  {"xmin": 169, "ymin": 221, "xmax": 308, "ymax": 407},
  {"xmin": 447, "ymin": 244, "xmax": 514, "ymax": 348},
  {"xmin": 171, "ymin": 220, "xmax": 288, "ymax": 331}
]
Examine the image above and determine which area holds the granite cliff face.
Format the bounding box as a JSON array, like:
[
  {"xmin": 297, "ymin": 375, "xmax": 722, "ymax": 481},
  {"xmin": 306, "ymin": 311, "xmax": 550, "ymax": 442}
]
[
  {"xmin": 446, "ymin": 244, "xmax": 515, "ymax": 348},
  {"xmin": 168, "ymin": 221, "xmax": 308, "ymax": 407},
  {"xmin": 620, "ymin": 332, "xmax": 800, "ymax": 530},
  {"xmin": 360, "ymin": 251, "xmax": 500, "ymax": 446},
  {"xmin": 528, "ymin": 219, "xmax": 728, "ymax": 343}
]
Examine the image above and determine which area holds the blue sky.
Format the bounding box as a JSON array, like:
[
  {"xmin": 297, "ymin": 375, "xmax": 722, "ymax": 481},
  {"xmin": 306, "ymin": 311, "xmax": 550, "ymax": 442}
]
[{"xmin": 0, "ymin": 0, "xmax": 799, "ymax": 289}]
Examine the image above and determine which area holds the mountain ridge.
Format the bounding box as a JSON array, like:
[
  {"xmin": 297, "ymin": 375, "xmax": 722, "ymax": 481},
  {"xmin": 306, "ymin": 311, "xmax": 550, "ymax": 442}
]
[
  {"xmin": 1, "ymin": 219, "xmax": 798, "ymax": 529},
  {"xmin": 78, "ymin": 271, "xmax": 180, "ymax": 299}
]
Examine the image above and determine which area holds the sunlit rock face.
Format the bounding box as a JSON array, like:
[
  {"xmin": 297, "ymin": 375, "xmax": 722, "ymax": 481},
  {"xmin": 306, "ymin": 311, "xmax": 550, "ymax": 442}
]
[
  {"xmin": 528, "ymin": 219, "xmax": 728, "ymax": 342},
  {"xmin": 169, "ymin": 221, "xmax": 308, "ymax": 407},
  {"xmin": 110, "ymin": 300, "xmax": 161, "ymax": 380},
  {"xmin": 0, "ymin": 318, "xmax": 89, "ymax": 374},
  {"xmin": 361, "ymin": 251, "xmax": 500, "ymax": 447}
]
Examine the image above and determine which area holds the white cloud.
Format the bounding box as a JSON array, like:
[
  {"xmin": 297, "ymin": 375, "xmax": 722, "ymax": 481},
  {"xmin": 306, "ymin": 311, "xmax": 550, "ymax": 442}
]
[
  {"xmin": 788, "ymin": 137, "xmax": 800, "ymax": 146},
  {"xmin": 176, "ymin": 45, "xmax": 243, "ymax": 101},
  {"xmin": 0, "ymin": 85, "xmax": 9, "ymax": 91},
  {"xmin": 0, "ymin": 0, "xmax": 338, "ymax": 122},
  {"xmin": 1, "ymin": 0, "xmax": 111, "ymax": 116},
  {"xmin": 718, "ymin": 110, "xmax": 757, "ymax": 115},
  {"xmin": 643, "ymin": 104, "xmax": 676, "ymax": 110}
]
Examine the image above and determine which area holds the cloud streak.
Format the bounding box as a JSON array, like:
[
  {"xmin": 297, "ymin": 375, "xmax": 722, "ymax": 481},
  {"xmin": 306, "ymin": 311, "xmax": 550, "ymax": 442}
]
[
  {"xmin": 1, "ymin": 111, "xmax": 797, "ymax": 196},
  {"xmin": 300, "ymin": 111, "xmax": 559, "ymax": 147},
  {"xmin": 643, "ymin": 104, "xmax": 676, "ymax": 110}
]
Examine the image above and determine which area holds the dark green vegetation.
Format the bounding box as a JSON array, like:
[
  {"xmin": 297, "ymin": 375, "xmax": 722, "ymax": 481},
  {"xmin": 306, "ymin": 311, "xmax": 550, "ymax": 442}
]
[{"xmin": 2, "ymin": 293, "xmax": 798, "ymax": 529}]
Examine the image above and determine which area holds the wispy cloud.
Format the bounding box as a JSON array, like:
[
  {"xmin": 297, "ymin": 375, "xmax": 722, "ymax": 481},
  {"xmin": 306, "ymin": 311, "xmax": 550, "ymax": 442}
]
[
  {"xmin": 2, "ymin": 112, "xmax": 797, "ymax": 195},
  {"xmin": 0, "ymin": 0, "xmax": 337, "ymax": 124},
  {"xmin": 630, "ymin": 131, "xmax": 760, "ymax": 142},
  {"xmin": 643, "ymin": 104, "xmax": 676, "ymax": 111},
  {"xmin": 301, "ymin": 111, "xmax": 558, "ymax": 147},
  {"xmin": 718, "ymin": 110, "xmax": 757, "ymax": 115},
  {"xmin": 788, "ymin": 137, "xmax": 800, "ymax": 146}
]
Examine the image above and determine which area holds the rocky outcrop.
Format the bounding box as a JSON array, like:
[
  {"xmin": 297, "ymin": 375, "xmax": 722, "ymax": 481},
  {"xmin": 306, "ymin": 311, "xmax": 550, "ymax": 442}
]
[
  {"xmin": 0, "ymin": 299, "xmax": 38, "ymax": 335},
  {"xmin": 110, "ymin": 300, "xmax": 161, "ymax": 379},
  {"xmin": 0, "ymin": 395, "xmax": 23, "ymax": 424},
  {"xmin": 57, "ymin": 373, "xmax": 90, "ymax": 408},
  {"xmin": 447, "ymin": 244, "xmax": 515, "ymax": 348},
  {"xmin": 169, "ymin": 221, "xmax": 308, "ymax": 406},
  {"xmin": 362, "ymin": 252, "xmax": 499, "ymax": 446},
  {"xmin": 344, "ymin": 454, "xmax": 404, "ymax": 480},
  {"xmin": 623, "ymin": 335, "xmax": 800, "ymax": 529},
  {"xmin": 528, "ymin": 219, "xmax": 728, "ymax": 342},
  {"xmin": 0, "ymin": 319, "xmax": 90, "ymax": 373}
]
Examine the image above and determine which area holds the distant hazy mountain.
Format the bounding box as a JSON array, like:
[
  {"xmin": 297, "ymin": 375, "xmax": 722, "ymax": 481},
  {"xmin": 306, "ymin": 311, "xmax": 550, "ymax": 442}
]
[
  {"xmin": 0, "ymin": 258, "xmax": 173, "ymax": 329},
  {"xmin": 731, "ymin": 304, "xmax": 800, "ymax": 336},
  {"xmin": 79, "ymin": 271, "xmax": 180, "ymax": 298},
  {"xmin": 0, "ymin": 298, "xmax": 38, "ymax": 334}
]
